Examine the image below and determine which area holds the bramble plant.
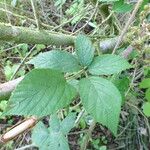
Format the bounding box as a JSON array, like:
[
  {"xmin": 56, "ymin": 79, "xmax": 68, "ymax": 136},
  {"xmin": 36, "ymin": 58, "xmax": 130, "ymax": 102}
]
[{"xmin": 4, "ymin": 34, "xmax": 131, "ymax": 149}]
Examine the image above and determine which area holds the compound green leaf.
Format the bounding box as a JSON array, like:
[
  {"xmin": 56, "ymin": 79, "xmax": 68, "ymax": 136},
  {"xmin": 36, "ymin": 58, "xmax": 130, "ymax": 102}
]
[
  {"xmin": 75, "ymin": 34, "xmax": 95, "ymax": 66},
  {"xmin": 28, "ymin": 50, "xmax": 81, "ymax": 73},
  {"xmin": 142, "ymin": 102, "xmax": 150, "ymax": 117},
  {"xmin": 140, "ymin": 78, "xmax": 150, "ymax": 89},
  {"xmin": 5, "ymin": 69, "xmax": 77, "ymax": 116},
  {"xmin": 79, "ymin": 77, "xmax": 122, "ymax": 135},
  {"xmin": 88, "ymin": 54, "xmax": 131, "ymax": 75}
]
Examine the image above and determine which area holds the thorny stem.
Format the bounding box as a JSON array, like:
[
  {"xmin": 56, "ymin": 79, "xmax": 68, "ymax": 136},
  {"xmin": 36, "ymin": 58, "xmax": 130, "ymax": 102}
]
[{"xmin": 0, "ymin": 23, "xmax": 75, "ymax": 46}]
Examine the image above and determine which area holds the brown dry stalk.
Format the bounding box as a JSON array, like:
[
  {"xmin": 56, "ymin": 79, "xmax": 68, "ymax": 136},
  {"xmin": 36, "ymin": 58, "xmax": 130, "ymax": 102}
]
[{"xmin": 0, "ymin": 116, "xmax": 37, "ymax": 144}]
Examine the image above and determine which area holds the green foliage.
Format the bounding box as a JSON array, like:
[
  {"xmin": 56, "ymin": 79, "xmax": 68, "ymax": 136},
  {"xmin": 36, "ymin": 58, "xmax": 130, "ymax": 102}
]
[
  {"xmin": 35, "ymin": 44, "xmax": 46, "ymax": 51},
  {"xmin": 54, "ymin": 0, "xmax": 67, "ymax": 9},
  {"xmin": 0, "ymin": 100, "xmax": 7, "ymax": 116},
  {"xmin": 5, "ymin": 69, "xmax": 77, "ymax": 116},
  {"xmin": 140, "ymin": 78, "xmax": 150, "ymax": 101},
  {"xmin": 145, "ymin": 88, "xmax": 150, "ymax": 102},
  {"xmin": 68, "ymin": 79, "xmax": 79, "ymax": 91},
  {"xmin": 79, "ymin": 77, "xmax": 121, "ymax": 135},
  {"xmin": 142, "ymin": 102, "xmax": 150, "ymax": 117},
  {"xmin": 140, "ymin": 77, "xmax": 150, "ymax": 116},
  {"xmin": 139, "ymin": 0, "xmax": 149, "ymax": 12},
  {"xmin": 90, "ymin": 139, "xmax": 107, "ymax": 150},
  {"xmin": 112, "ymin": 0, "xmax": 133, "ymax": 13},
  {"xmin": 112, "ymin": 75, "xmax": 130, "ymax": 102},
  {"xmin": 144, "ymin": 67, "xmax": 150, "ymax": 76},
  {"xmin": 32, "ymin": 122, "xmax": 51, "ymax": 150},
  {"xmin": 66, "ymin": 0, "xmax": 84, "ymax": 15},
  {"xmin": 75, "ymin": 35, "xmax": 95, "ymax": 67},
  {"xmin": 65, "ymin": 0, "xmax": 84, "ymax": 24},
  {"xmin": 4, "ymin": 61, "xmax": 25, "ymax": 80},
  {"xmin": 11, "ymin": 0, "xmax": 18, "ymax": 7},
  {"xmin": 32, "ymin": 113, "xmax": 75, "ymax": 150},
  {"xmin": 99, "ymin": 146, "xmax": 107, "ymax": 150},
  {"xmin": 99, "ymin": 0, "xmax": 119, "ymax": 2},
  {"xmin": 28, "ymin": 50, "xmax": 81, "ymax": 73},
  {"xmin": 17, "ymin": 44, "xmax": 29, "ymax": 57},
  {"xmin": 140, "ymin": 78, "xmax": 150, "ymax": 89},
  {"xmin": 0, "ymin": 100, "xmax": 7, "ymax": 111},
  {"xmin": 88, "ymin": 54, "xmax": 131, "ymax": 75},
  {"xmin": 5, "ymin": 34, "xmax": 131, "ymax": 148}
]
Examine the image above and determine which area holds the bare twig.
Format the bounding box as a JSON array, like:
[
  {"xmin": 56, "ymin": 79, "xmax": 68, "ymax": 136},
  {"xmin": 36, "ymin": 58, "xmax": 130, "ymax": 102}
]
[
  {"xmin": 0, "ymin": 44, "xmax": 24, "ymax": 54},
  {"xmin": 4, "ymin": 0, "xmax": 11, "ymax": 24},
  {"xmin": 74, "ymin": 1, "xmax": 99, "ymax": 34},
  {"xmin": 92, "ymin": 11, "xmax": 114, "ymax": 35},
  {"xmin": 30, "ymin": 0, "xmax": 40, "ymax": 30},
  {"xmin": 10, "ymin": 45, "xmax": 36, "ymax": 80}
]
